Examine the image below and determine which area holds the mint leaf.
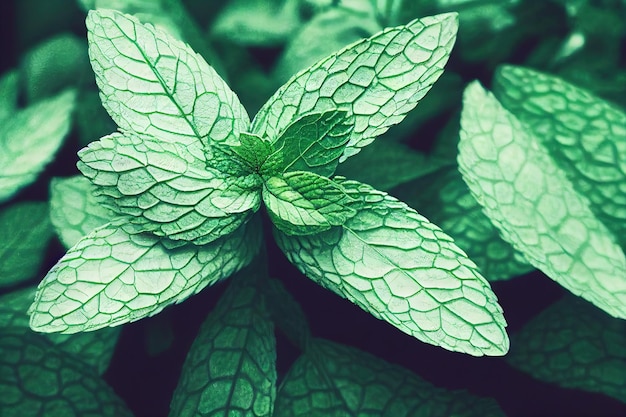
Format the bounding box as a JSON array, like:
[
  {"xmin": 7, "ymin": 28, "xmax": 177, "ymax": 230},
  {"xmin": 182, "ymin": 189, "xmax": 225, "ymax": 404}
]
[
  {"xmin": 233, "ymin": 132, "xmax": 275, "ymax": 172},
  {"xmin": 0, "ymin": 330, "xmax": 132, "ymax": 417},
  {"xmin": 252, "ymin": 12, "xmax": 458, "ymax": 161},
  {"xmin": 493, "ymin": 65, "xmax": 626, "ymax": 247},
  {"xmin": 267, "ymin": 109, "xmax": 354, "ymax": 177},
  {"xmin": 29, "ymin": 216, "xmax": 261, "ymax": 333},
  {"xmin": 86, "ymin": 9, "xmax": 248, "ymax": 147},
  {"xmin": 170, "ymin": 271, "xmax": 276, "ymax": 417},
  {"xmin": 0, "ymin": 89, "xmax": 76, "ymax": 203},
  {"xmin": 50, "ymin": 176, "xmax": 115, "ymax": 248},
  {"xmin": 78, "ymin": 131, "xmax": 260, "ymax": 245},
  {"xmin": 263, "ymin": 171, "xmax": 357, "ymax": 236},
  {"xmin": 0, "ymin": 202, "xmax": 53, "ymax": 288},
  {"xmin": 458, "ymin": 81, "xmax": 626, "ymax": 319},
  {"xmin": 275, "ymin": 178, "xmax": 508, "ymax": 356},
  {"xmin": 275, "ymin": 339, "xmax": 507, "ymax": 417},
  {"xmin": 507, "ymin": 295, "xmax": 626, "ymax": 404},
  {"xmin": 0, "ymin": 70, "xmax": 19, "ymax": 121}
]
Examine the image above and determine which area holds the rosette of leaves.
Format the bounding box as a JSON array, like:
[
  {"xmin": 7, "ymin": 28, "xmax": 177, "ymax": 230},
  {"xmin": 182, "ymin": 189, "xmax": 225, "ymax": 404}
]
[{"xmin": 29, "ymin": 9, "xmax": 509, "ymax": 357}]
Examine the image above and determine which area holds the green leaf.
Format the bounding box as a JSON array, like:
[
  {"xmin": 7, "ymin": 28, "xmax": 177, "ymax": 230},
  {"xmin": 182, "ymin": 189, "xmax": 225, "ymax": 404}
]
[
  {"xmin": 233, "ymin": 132, "xmax": 275, "ymax": 172},
  {"xmin": 458, "ymin": 81, "xmax": 626, "ymax": 319},
  {"xmin": 0, "ymin": 69, "xmax": 19, "ymax": 121},
  {"xmin": 275, "ymin": 338, "xmax": 507, "ymax": 417},
  {"xmin": 0, "ymin": 329, "xmax": 133, "ymax": 417},
  {"xmin": 507, "ymin": 295, "xmax": 626, "ymax": 404},
  {"xmin": 50, "ymin": 176, "xmax": 115, "ymax": 248},
  {"xmin": 78, "ymin": 131, "xmax": 260, "ymax": 245},
  {"xmin": 0, "ymin": 89, "xmax": 76, "ymax": 203},
  {"xmin": 29, "ymin": 216, "xmax": 261, "ymax": 333},
  {"xmin": 0, "ymin": 287, "xmax": 120, "ymax": 375},
  {"xmin": 266, "ymin": 109, "xmax": 354, "ymax": 177},
  {"xmin": 0, "ymin": 202, "xmax": 54, "ymax": 288},
  {"xmin": 252, "ymin": 12, "xmax": 458, "ymax": 161},
  {"xmin": 392, "ymin": 165, "xmax": 534, "ymax": 281},
  {"xmin": 169, "ymin": 271, "xmax": 276, "ymax": 417},
  {"xmin": 263, "ymin": 171, "xmax": 357, "ymax": 236},
  {"xmin": 86, "ymin": 9, "xmax": 248, "ymax": 147},
  {"xmin": 493, "ymin": 65, "xmax": 626, "ymax": 247},
  {"xmin": 274, "ymin": 178, "xmax": 509, "ymax": 356}
]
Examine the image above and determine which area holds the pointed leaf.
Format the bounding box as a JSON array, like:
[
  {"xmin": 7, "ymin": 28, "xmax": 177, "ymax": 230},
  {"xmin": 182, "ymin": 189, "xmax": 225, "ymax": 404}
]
[
  {"xmin": 274, "ymin": 178, "xmax": 508, "ymax": 356},
  {"xmin": 458, "ymin": 81, "xmax": 626, "ymax": 319},
  {"xmin": 29, "ymin": 216, "xmax": 262, "ymax": 333},
  {"xmin": 233, "ymin": 132, "xmax": 275, "ymax": 172},
  {"xmin": 86, "ymin": 9, "xmax": 249, "ymax": 147},
  {"xmin": 169, "ymin": 272, "xmax": 276, "ymax": 417},
  {"xmin": 252, "ymin": 12, "xmax": 458, "ymax": 161}
]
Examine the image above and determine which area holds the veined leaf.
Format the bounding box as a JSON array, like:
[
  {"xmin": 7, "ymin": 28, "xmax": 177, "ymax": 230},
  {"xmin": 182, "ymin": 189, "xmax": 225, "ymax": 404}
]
[
  {"xmin": 86, "ymin": 9, "xmax": 248, "ymax": 147},
  {"xmin": 0, "ymin": 69, "xmax": 19, "ymax": 121},
  {"xmin": 0, "ymin": 202, "xmax": 53, "ymax": 288},
  {"xmin": 251, "ymin": 12, "xmax": 458, "ymax": 161},
  {"xmin": 169, "ymin": 271, "xmax": 276, "ymax": 417},
  {"xmin": 232, "ymin": 132, "xmax": 275, "ymax": 173},
  {"xmin": 263, "ymin": 171, "xmax": 357, "ymax": 236},
  {"xmin": 29, "ymin": 216, "xmax": 261, "ymax": 334},
  {"xmin": 78, "ymin": 131, "xmax": 260, "ymax": 245},
  {"xmin": 50, "ymin": 176, "xmax": 115, "ymax": 248},
  {"xmin": 0, "ymin": 89, "xmax": 76, "ymax": 203},
  {"xmin": 458, "ymin": 81, "xmax": 626, "ymax": 319},
  {"xmin": 493, "ymin": 65, "xmax": 626, "ymax": 247},
  {"xmin": 507, "ymin": 295, "xmax": 626, "ymax": 404},
  {"xmin": 274, "ymin": 178, "xmax": 508, "ymax": 356},
  {"xmin": 274, "ymin": 338, "xmax": 507, "ymax": 417},
  {"xmin": 0, "ymin": 329, "xmax": 132, "ymax": 417}
]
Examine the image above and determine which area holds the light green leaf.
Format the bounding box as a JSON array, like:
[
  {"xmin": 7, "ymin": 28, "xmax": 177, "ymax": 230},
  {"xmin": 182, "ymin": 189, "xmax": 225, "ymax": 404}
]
[
  {"xmin": 0, "ymin": 287, "xmax": 120, "ymax": 375},
  {"xmin": 274, "ymin": 178, "xmax": 509, "ymax": 356},
  {"xmin": 493, "ymin": 65, "xmax": 626, "ymax": 247},
  {"xmin": 169, "ymin": 271, "xmax": 276, "ymax": 417},
  {"xmin": 458, "ymin": 81, "xmax": 626, "ymax": 319},
  {"xmin": 507, "ymin": 295, "xmax": 626, "ymax": 404},
  {"xmin": 86, "ymin": 9, "xmax": 248, "ymax": 147},
  {"xmin": 0, "ymin": 89, "xmax": 76, "ymax": 203},
  {"xmin": 266, "ymin": 109, "xmax": 354, "ymax": 177},
  {"xmin": 252, "ymin": 12, "xmax": 458, "ymax": 161},
  {"xmin": 0, "ymin": 69, "xmax": 19, "ymax": 121},
  {"xmin": 0, "ymin": 202, "xmax": 54, "ymax": 288},
  {"xmin": 29, "ymin": 216, "xmax": 262, "ymax": 334},
  {"xmin": 78, "ymin": 131, "xmax": 260, "ymax": 245},
  {"xmin": 0, "ymin": 329, "xmax": 133, "ymax": 417},
  {"xmin": 392, "ymin": 165, "xmax": 534, "ymax": 281},
  {"xmin": 233, "ymin": 132, "xmax": 275, "ymax": 172},
  {"xmin": 50, "ymin": 176, "xmax": 115, "ymax": 248},
  {"xmin": 275, "ymin": 338, "xmax": 507, "ymax": 417},
  {"xmin": 263, "ymin": 171, "xmax": 357, "ymax": 236}
]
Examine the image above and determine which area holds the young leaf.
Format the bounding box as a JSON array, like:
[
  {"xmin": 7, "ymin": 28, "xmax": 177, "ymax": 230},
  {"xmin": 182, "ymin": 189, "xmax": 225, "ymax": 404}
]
[
  {"xmin": 274, "ymin": 178, "xmax": 509, "ymax": 356},
  {"xmin": 0, "ymin": 89, "xmax": 76, "ymax": 203},
  {"xmin": 78, "ymin": 131, "xmax": 260, "ymax": 245},
  {"xmin": 252, "ymin": 12, "xmax": 458, "ymax": 161},
  {"xmin": 0, "ymin": 69, "xmax": 19, "ymax": 121},
  {"xmin": 29, "ymin": 216, "xmax": 261, "ymax": 334},
  {"xmin": 262, "ymin": 171, "xmax": 357, "ymax": 236},
  {"xmin": 274, "ymin": 338, "xmax": 507, "ymax": 417},
  {"xmin": 50, "ymin": 176, "xmax": 115, "ymax": 248},
  {"xmin": 493, "ymin": 65, "xmax": 626, "ymax": 247},
  {"xmin": 458, "ymin": 81, "xmax": 626, "ymax": 319},
  {"xmin": 232, "ymin": 132, "xmax": 275, "ymax": 172},
  {"xmin": 86, "ymin": 9, "xmax": 248, "ymax": 147},
  {"xmin": 507, "ymin": 295, "xmax": 626, "ymax": 404},
  {"xmin": 169, "ymin": 271, "xmax": 276, "ymax": 417},
  {"xmin": 0, "ymin": 329, "xmax": 132, "ymax": 417},
  {"xmin": 0, "ymin": 202, "xmax": 54, "ymax": 288}
]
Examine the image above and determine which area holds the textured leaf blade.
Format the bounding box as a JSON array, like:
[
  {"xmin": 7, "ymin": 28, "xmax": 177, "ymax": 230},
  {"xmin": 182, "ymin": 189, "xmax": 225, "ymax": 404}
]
[
  {"xmin": 493, "ymin": 65, "xmax": 626, "ymax": 247},
  {"xmin": 275, "ymin": 178, "xmax": 508, "ymax": 356},
  {"xmin": 458, "ymin": 81, "xmax": 626, "ymax": 319},
  {"xmin": 169, "ymin": 271, "xmax": 276, "ymax": 417},
  {"xmin": 252, "ymin": 12, "xmax": 458, "ymax": 161},
  {"xmin": 86, "ymin": 9, "xmax": 249, "ymax": 146},
  {"xmin": 29, "ymin": 216, "xmax": 261, "ymax": 333}
]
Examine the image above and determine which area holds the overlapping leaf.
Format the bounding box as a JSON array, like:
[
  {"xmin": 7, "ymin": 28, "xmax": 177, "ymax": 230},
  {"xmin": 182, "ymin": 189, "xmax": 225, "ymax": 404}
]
[
  {"xmin": 458, "ymin": 81, "xmax": 626, "ymax": 319},
  {"xmin": 252, "ymin": 12, "xmax": 458, "ymax": 161},
  {"xmin": 275, "ymin": 178, "xmax": 508, "ymax": 356},
  {"xmin": 29, "ymin": 216, "xmax": 261, "ymax": 333}
]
